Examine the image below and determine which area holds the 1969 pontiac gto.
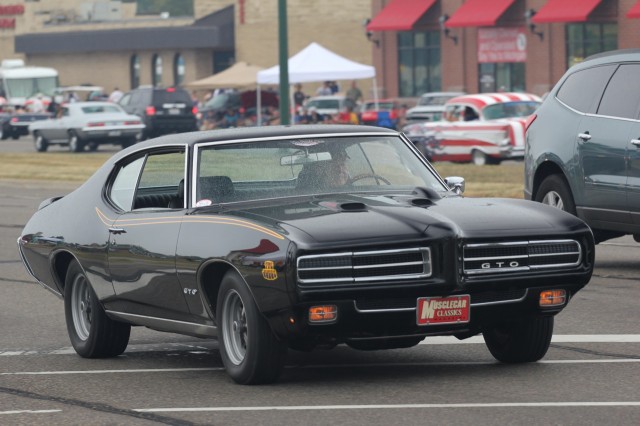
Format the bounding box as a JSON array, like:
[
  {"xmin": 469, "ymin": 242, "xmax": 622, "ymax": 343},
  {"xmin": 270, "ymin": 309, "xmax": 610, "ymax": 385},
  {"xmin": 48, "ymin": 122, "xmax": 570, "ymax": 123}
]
[{"xmin": 18, "ymin": 125, "xmax": 594, "ymax": 384}]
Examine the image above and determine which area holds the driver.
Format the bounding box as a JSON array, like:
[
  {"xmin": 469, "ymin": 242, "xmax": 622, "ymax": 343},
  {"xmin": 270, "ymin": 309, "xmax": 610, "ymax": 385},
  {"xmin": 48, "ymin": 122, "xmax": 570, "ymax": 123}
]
[{"xmin": 326, "ymin": 150, "xmax": 350, "ymax": 187}]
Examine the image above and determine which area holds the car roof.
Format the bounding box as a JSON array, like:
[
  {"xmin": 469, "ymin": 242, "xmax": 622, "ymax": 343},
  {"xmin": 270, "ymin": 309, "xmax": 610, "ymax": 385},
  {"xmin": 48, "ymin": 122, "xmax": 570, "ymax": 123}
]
[
  {"xmin": 446, "ymin": 93, "xmax": 542, "ymax": 110},
  {"xmin": 118, "ymin": 124, "xmax": 398, "ymax": 154},
  {"xmin": 580, "ymin": 48, "xmax": 640, "ymax": 66}
]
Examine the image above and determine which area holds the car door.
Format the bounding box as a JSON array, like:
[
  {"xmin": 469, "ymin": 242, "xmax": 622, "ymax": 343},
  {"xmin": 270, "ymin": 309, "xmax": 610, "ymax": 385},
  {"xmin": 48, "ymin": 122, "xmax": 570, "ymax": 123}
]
[
  {"xmin": 627, "ymin": 106, "xmax": 640, "ymax": 227},
  {"xmin": 43, "ymin": 105, "xmax": 71, "ymax": 141},
  {"xmin": 578, "ymin": 64, "xmax": 640, "ymax": 226},
  {"xmin": 106, "ymin": 148, "xmax": 191, "ymax": 320}
]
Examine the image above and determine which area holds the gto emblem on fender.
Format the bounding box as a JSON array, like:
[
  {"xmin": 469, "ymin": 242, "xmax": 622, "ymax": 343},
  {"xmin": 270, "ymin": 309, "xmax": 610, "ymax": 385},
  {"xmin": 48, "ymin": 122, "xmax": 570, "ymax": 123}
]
[
  {"xmin": 184, "ymin": 288, "xmax": 198, "ymax": 295},
  {"xmin": 262, "ymin": 260, "xmax": 278, "ymax": 280},
  {"xmin": 481, "ymin": 261, "xmax": 520, "ymax": 269}
]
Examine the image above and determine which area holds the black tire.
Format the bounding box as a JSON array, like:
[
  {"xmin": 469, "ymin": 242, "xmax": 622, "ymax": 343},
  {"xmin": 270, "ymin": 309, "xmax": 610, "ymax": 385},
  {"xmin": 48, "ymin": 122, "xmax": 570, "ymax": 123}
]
[
  {"xmin": 64, "ymin": 260, "xmax": 130, "ymax": 358},
  {"xmin": 34, "ymin": 132, "xmax": 48, "ymax": 152},
  {"xmin": 216, "ymin": 271, "xmax": 287, "ymax": 384},
  {"xmin": 347, "ymin": 337, "xmax": 424, "ymax": 351},
  {"xmin": 11, "ymin": 132, "xmax": 20, "ymax": 140},
  {"xmin": 534, "ymin": 174, "xmax": 577, "ymax": 215},
  {"xmin": 69, "ymin": 131, "xmax": 85, "ymax": 152},
  {"xmin": 87, "ymin": 141, "xmax": 99, "ymax": 152},
  {"xmin": 483, "ymin": 315, "xmax": 554, "ymax": 363}
]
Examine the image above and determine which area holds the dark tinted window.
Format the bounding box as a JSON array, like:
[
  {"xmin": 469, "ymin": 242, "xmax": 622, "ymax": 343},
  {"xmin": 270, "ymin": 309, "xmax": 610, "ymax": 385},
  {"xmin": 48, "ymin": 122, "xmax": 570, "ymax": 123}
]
[
  {"xmin": 597, "ymin": 64, "xmax": 640, "ymax": 119},
  {"xmin": 556, "ymin": 65, "xmax": 615, "ymax": 113},
  {"xmin": 153, "ymin": 89, "xmax": 191, "ymax": 105}
]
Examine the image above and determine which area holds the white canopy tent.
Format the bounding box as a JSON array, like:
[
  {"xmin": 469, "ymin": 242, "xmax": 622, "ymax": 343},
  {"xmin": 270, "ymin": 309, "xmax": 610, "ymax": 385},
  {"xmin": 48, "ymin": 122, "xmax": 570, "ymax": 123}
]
[{"xmin": 255, "ymin": 42, "xmax": 378, "ymax": 124}]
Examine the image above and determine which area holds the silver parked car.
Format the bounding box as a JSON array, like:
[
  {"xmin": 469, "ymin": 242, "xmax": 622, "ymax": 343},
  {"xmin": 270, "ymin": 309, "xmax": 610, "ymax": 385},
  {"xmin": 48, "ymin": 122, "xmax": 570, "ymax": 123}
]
[
  {"xmin": 29, "ymin": 101, "xmax": 145, "ymax": 152},
  {"xmin": 405, "ymin": 91, "xmax": 465, "ymax": 124}
]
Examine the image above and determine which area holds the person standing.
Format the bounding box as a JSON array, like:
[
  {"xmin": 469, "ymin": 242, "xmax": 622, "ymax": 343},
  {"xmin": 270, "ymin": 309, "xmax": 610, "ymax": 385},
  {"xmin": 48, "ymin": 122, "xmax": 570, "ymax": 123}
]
[
  {"xmin": 346, "ymin": 81, "xmax": 363, "ymax": 108},
  {"xmin": 316, "ymin": 81, "xmax": 332, "ymax": 96},
  {"xmin": 108, "ymin": 87, "xmax": 124, "ymax": 103},
  {"xmin": 293, "ymin": 84, "xmax": 306, "ymax": 108}
]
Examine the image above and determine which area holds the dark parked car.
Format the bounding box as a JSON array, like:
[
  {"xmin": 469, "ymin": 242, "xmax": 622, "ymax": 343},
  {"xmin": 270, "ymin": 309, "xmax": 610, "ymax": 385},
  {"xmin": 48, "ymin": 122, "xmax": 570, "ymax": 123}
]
[
  {"xmin": 118, "ymin": 86, "xmax": 197, "ymax": 139},
  {"xmin": 525, "ymin": 49, "xmax": 640, "ymax": 243},
  {"xmin": 1, "ymin": 110, "xmax": 52, "ymax": 140},
  {"xmin": 19, "ymin": 125, "xmax": 594, "ymax": 384}
]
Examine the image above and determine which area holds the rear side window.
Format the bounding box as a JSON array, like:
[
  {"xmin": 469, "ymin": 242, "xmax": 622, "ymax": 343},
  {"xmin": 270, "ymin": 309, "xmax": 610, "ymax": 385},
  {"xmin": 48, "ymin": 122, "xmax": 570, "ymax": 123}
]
[
  {"xmin": 556, "ymin": 65, "xmax": 615, "ymax": 113},
  {"xmin": 597, "ymin": 64, "xmax": 640, "ymax": 120}
]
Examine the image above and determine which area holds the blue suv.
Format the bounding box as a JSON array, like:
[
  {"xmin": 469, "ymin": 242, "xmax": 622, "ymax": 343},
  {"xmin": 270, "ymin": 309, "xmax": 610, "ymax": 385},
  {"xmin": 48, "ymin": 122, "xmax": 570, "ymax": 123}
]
[{"xmin": 525, "ymin": 49, "xmax": 640, "ymax": 243}]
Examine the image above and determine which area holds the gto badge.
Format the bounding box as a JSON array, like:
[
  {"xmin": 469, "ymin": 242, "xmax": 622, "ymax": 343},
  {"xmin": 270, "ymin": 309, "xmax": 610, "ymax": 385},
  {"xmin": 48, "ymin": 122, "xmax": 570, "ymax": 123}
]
[
  {"xmin": 184, "ymin": 288, "xmax": 198, "ymax": 295},
  {"xmin": 262, "ymin": 260, "xmax": 278, "ymax": 280},
  {"xmin": 481, "ymin": 261, "xmax": 520, "ymax": 269}
]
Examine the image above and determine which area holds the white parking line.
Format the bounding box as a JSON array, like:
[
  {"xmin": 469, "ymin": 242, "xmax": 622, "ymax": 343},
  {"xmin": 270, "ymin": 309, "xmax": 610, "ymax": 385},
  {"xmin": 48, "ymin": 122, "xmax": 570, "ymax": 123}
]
[
  {"xmin": 2, "ymin": 358, "xmax": 639, "ymax": 376},
  {"xmin": 422, "ymin": 334, "xmax": 640, "ymax": 345},
  {"xmin": 0, "ymin": 410, "xmax": 61, "ymax": 415},
  {"xmin": 1, "ymin": 335, "xmax": 638, "ymax": 357},
  {"xmin": 134, "ymin": 402, "xmax": 640, "ymax": 413}
]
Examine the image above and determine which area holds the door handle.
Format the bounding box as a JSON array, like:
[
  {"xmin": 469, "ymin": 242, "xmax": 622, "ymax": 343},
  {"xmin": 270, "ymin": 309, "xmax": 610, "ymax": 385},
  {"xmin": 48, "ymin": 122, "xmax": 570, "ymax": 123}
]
[
  {"xmin": 108, "ymin": 227, "xmax": 126, "ymax": 235},
  {"xmin": 578, "ymin": 132, "xmax": 591, "ymax": 141},
  {"xmin": 631, "ymin": 139, "xmax": 640, "ymax": 147}
]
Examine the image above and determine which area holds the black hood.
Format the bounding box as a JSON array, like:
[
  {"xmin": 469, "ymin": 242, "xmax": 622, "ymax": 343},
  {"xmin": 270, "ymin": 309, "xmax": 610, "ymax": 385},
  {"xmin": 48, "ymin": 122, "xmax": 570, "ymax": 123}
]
[{"xmin": 208, "ymin": 193, "xmax": 587, "ymax": 248}]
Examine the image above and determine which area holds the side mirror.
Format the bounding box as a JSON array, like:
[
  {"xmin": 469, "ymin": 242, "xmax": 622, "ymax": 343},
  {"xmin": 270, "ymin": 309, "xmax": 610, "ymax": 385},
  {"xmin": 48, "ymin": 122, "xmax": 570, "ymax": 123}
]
[{"xmin": 444, "ymin": 176, "xmax": 465, "ymax": 195}]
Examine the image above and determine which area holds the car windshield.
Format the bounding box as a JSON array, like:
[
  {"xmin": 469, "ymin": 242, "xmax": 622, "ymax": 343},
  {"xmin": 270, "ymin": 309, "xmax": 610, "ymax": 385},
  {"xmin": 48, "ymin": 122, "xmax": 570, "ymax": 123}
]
[
  {"xmin": 307, "ymin": 99, "xmax": 340, "ymax": 109},
  {"xmin": 482, "ymin": 101, "xmax": 540, "ymax": 120},
  {"xmin": 418, "ymin": 95, "xmax": 456, "ymax": 106},
  {"xmin": 81, "ymin": 105, "xmax": 123, "ymax": 114},
  {"xmin": 195, "ymin": 135, "xmax": 447, "ymax": 204},
  {"xmin": 364, "ymin": 102, "xmax": 395, "ymax": 111}
]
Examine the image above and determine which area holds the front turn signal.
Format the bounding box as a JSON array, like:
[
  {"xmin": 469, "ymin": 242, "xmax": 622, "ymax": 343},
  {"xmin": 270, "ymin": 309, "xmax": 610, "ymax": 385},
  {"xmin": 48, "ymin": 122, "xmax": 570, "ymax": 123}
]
[
  {"xmin": 539, "ymin": 289, "xmax": 567, "ymax": 307},
  {"xmin": 308, "ymin": 305, "xmax": 338, "ymax": 323}
]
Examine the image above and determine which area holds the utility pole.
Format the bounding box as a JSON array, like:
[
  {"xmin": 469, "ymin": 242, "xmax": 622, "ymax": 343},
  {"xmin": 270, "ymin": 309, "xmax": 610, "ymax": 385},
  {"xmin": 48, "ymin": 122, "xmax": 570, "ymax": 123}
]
[{"xmin": 278, "ymin": 0, "xmax": 290, "ymax": 125}]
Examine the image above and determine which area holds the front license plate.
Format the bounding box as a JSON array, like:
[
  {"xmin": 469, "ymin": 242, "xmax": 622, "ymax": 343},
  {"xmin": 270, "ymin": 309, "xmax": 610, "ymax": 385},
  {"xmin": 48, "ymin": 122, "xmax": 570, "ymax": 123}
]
[
  {"xmin": 417, "ymin": 295, "xmax": 470, "ymax": 326},
  {"xmin": 108, "ymin": 130, "xmax": 122, "ymax": 137}
]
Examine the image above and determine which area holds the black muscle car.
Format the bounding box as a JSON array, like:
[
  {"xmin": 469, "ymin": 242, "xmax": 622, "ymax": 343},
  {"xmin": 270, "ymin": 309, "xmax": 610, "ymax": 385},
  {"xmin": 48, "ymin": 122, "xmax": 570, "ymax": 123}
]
[{"xmin": 18, "ymin": 125, "xmax": 594, "ymax": 384}]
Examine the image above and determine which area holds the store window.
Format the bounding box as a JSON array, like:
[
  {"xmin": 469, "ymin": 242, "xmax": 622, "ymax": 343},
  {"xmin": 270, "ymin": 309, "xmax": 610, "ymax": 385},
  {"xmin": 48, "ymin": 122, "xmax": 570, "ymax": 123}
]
[
  {"xmin": 130, "ymin": 55, "xmax": 140, "ymax": 89},
  {"xmin": 566, "ymin": 23, "xmax": 617, "ymax": 68},
  {"xmin": 213, "ymin": 51, "xmax": 235, "ymax": 74},
  {"xmin": 398, "ymin": 31, "xmax": 441, "ymax": 97},
  {"xmin": 174, "ymin": 54, "xmax": 185, "ymax": 87},
  {"xmin": 152, "ymin": 54, "xmax": 163, "ymax": 87},
  {"xmin": 477, "ymin": 27, "xmax": 526, "ymax": 93}
]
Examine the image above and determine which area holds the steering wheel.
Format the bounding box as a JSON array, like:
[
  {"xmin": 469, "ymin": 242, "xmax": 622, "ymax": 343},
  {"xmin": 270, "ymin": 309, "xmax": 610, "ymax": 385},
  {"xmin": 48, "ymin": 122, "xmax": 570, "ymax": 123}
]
[{"xmin": 347, "ymin": 173, "xmax": 392, "ymax": 185}]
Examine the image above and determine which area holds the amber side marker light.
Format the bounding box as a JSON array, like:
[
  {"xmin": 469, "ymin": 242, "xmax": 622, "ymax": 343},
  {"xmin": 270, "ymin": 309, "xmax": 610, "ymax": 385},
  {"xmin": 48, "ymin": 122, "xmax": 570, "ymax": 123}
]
[
  {"xmin": 308, "ymin": 305, "xmax": 338, "ymax": 323},
  {"xmin": 539, "ymin": 289, "xmax": 567, "ymax": 307}
]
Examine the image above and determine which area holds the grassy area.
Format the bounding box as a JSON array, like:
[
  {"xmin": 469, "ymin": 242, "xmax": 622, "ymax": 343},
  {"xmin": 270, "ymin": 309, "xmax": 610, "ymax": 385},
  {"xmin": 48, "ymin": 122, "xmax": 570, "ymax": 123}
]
[{"xmin": 0, "ymin": 152, "xmax": 525, "ymax": 199}]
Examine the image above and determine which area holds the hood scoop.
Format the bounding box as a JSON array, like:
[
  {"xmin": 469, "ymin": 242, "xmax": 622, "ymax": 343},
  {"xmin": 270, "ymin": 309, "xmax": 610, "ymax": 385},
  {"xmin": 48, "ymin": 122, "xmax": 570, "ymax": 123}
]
[
  {"xmin": 410, "ymin": 198, "xmax": 434, "ymax": 207},
  {"xmin": 319, "ymin": 201, "xmax": 368, "ymax": 212}
]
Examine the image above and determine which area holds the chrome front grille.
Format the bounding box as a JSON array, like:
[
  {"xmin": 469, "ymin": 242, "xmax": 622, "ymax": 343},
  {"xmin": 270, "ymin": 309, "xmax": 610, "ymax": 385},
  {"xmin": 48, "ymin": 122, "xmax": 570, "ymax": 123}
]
[
  {"xmin": 297, "ymin": 248, "xmax": 431, "ymax": 286},
  {"xmin": 463, "ymin": 240, "xmax": 581, "ymax": 275}
]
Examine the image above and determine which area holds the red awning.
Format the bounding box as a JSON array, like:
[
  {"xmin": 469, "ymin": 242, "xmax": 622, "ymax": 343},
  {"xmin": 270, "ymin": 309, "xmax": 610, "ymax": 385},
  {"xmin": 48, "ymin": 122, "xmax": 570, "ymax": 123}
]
[
  {"xmin": 366, "ymin": 0, "xmax": 437, "ymax": 32},
  {"xmin": 532, "ymin": 0, "xmax": 603, "ymax": 23},
  {"xmin": 445, "ymin": 0, "xmax": 515, "ymax": 28},
  {"xmin": 627, "ymin": 0, "xmax": 640, "ymax": 19}
]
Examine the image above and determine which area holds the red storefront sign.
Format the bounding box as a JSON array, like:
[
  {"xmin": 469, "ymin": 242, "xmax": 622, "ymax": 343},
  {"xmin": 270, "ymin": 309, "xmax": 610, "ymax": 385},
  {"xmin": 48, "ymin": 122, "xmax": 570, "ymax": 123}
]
[
  {"xmin": 0, "ymin": 18, "xmax": 15, "ymax": 28},
  {"xmin": 478, "ymin": 27, "xmax": 527, "ymax": 63},
  {"xmin": 0, "ymin": 5, "xmax": 24, "ymax": 15}
]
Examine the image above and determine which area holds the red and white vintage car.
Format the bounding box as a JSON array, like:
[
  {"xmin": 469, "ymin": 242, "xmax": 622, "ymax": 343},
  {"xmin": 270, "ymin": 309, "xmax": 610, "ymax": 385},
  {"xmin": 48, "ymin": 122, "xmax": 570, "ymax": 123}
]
[{"xmin": 402, "ymin": 93, "xmax": 541, "ymax": 165}]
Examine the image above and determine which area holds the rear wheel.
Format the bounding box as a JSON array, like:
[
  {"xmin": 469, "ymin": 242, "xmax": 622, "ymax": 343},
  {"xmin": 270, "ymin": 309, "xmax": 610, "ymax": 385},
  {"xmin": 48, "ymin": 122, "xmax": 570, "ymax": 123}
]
[
  {"xmin": 471, "ymin": 149, "xmax": 488, "ymax": 166},
  {"xmin": 483, "ymin": 315, "xmax": 553, "ymax": 363},
  {"xmin": 64, "ymin": 260, "xmax": 130, "ymax": 358},
  {"xmin": 34, "ymin": 132, "xmax": 48, "ymax": 152},
  {"xmin": 87, "ymin": 141, "xmax": 99, "ymax": 152},
  {"xmin": 69, "ymin": 131, "xmax": 85, "ymax": 152},
  {"xmin": 217, "ymin": 271, "xmax": 287, "ymax": 384},
  {"xmin": 534, "ymin": 174, "xmax": 576, "ymax": 215}
]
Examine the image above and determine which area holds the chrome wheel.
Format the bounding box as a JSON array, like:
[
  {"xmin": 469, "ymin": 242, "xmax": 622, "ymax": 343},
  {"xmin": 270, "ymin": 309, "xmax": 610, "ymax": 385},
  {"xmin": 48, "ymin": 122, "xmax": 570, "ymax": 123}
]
[
  {"xmin": 541, "ymin": 190, "xmax": 564, "ymax": 210},
  {"xmin": 70, "ymin": 274, "xmax": 92, "ymax": 341},
  {"xmin": 471, "ymin": 150, "xmax": 487, "ymax": 166},
  {"xmin": 221, "ymin": 289, "xmax": 248, "ymax": 365}
]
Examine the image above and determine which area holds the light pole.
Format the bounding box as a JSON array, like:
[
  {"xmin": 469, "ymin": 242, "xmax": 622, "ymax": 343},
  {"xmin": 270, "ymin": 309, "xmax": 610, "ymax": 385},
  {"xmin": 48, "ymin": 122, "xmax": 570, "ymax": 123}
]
[{"xmin": 278, "ymin": 0, "xmax": 290, "ymax": 125}]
